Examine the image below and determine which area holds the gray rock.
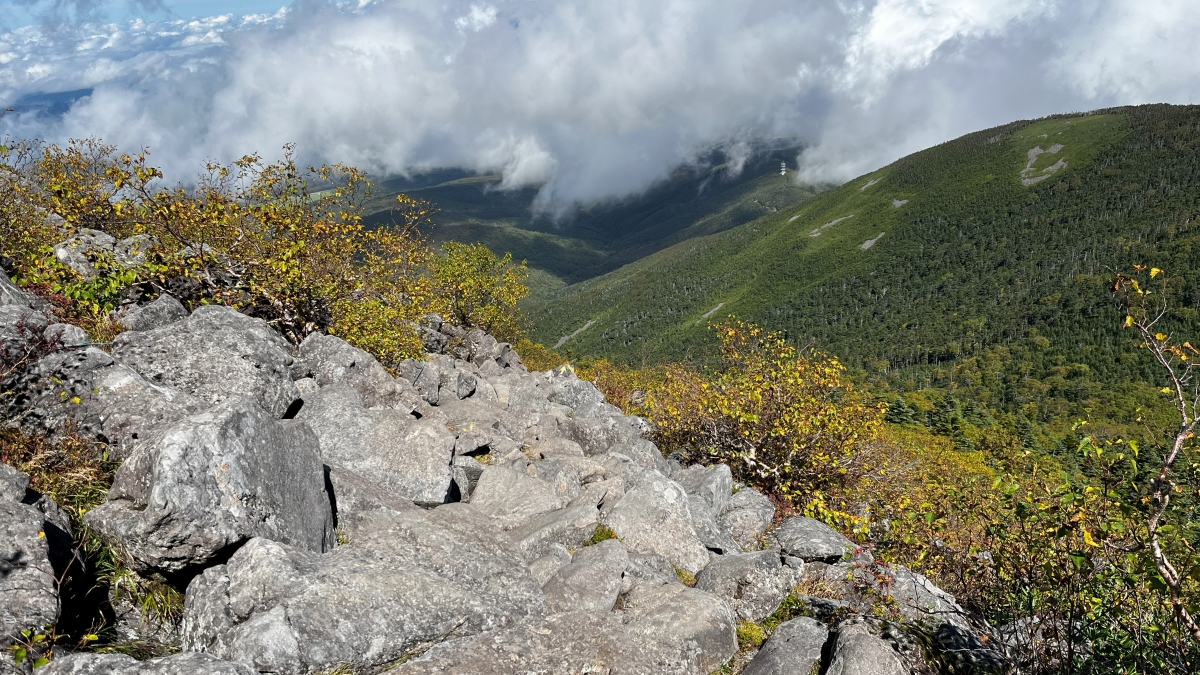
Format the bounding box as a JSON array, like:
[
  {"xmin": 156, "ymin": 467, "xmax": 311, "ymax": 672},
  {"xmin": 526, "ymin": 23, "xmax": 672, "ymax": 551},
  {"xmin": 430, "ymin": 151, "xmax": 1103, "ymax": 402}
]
[
  {"xmin": 603, "ymin": 469, "xmax": 709, "ymax": 574},
  {"xmin": 295, "ymin": 332, "xmax": 419, "ymax": 411},
  {"xmin": 112, "ymin": 304, "xmax": 300, "ymax": 418},
  {"xmin": 400, "ymin": 588, "xmax": 734, "ymax": 675},
  {"xmin": 0, "ymin": 501, "xmax": 60, "ymax": 647},
  {"xmin": 0, "ymin": 463, "xmax": 29, "ymax": 502},
  {"xmin": 624, "ymin": 552, "xmax": 683, "ymax": 587},
  {"xmin": 396, "ymin": 357, "xmax": 444, "ymax": 405},
  {"xmin": 566, "ymin": 414, "xmax": 646, "ymax": 456},
  {"xmin": 297, "ymin": 385, "xmax": 454, "ymax": 506},
  {"xmin": 43, "ymin": 323, "xmax": 87, "ymax": 346},
  {"xmin": 718, "ymin": 487, "xmax": 775, "ymax": 550},
  {"xmin": 696, "ymin": 550, "xmax": 794, "ymax": 623},
  {"xmin": 509, "ymin": 502, "xmax": 600, "ymax": 560},
  {"xmin": 181, "ymin": 504, "xmax": 544, "ymax": 675},
  {"xmin": 527, "ymin": 437, "xmax": 585, "ymax": 459},
  {"xmin": 86, "ymin": 398, "xmax": 334, "ymax": 576},
  {"xmin": 395, "ymin": 610, "xmax": 693, "ymax": 675},
  {"xmin": 547, "ymin": 371, "xmax": 606, "ymax": 410},
  {"xmin": 0, "ymin": 304, "xmax": 48, "ymax": 347},
  {"xmin": 112, "ymin": 234, "xmax": 156, "ymax": 268},
  {"xmin": 469, "ymin": 464, "xmax": 571, "ymax": 529},
  {"xmin": 40, "ymin": 652, "xmax": 257, "ymax": 675},
  {"xmin": 543, "ymin": 538, "xmax": 629, "ymax": 613},
  {"xmin": 775, "ymin": 517, "xmax": 856, "ymax": 562},
  {"xmin": 4, "ymin": 346, "xmax": 202, "ymax": 461},
  {"xmin": 690, "ymin": 495, "xmax": 742, "ymax": 554},
  {"xmin": 673, "ymin": 463, "xmax": 733, "ymax": 515},
  {"xmin": 118, "ymin": 294, "xmax": 188, "ymax": 332},
  {"xmin": 437, "ymin": 397, "xmax": 522, "ymax": 455},
  {"xmin": 450, "ymin": 454, "xmax": 485, "ymax": 502},
  {"xmin": 0, "ymin": 270, "xmax": 44, "ymax": 309},
  {"xmin": 326, "ymin": 463, "xmax": 417, "ymax": 538},
  {"xmin": 743, "ymin": 617, "xmax": 829, "ymax": 675},
  {"xmin": 53, "ymin": 228, "xmax": 115, "ymax": 280},
  {"xmin": 883, "ymin": 566, "xmax": 970, "ymax": 631},
  {"xmin": 528, "ymin": 544, "xmax": 573, "ymax": 586},
  {"xmin": 826, "ymin": 621, "xmax": 907, "ymax": 675},
  {"xmin": 620, "ymin": 581, "xmax": 739, "ymax": 674}
]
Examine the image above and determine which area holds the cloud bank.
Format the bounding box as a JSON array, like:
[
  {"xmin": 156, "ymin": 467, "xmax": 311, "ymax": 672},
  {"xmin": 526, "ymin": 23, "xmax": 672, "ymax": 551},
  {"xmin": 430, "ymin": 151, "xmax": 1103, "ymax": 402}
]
[{"xmin": 1, "ymin": 0, "xmax": 1197, "ymax": 211}]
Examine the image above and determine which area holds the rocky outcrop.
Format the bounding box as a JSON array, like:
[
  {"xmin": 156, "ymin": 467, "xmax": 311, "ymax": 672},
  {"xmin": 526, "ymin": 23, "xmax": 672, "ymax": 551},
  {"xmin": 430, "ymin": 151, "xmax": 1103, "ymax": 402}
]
[
  {"xmin": 0, "ymin": 280, "xmax": 1004, "ymax": 674},
  {"xmin": 181, "ymin": 505, "xmax": 544, "ymax": 675},
  {"xmin": 0, "ymin": 463, "xmax": 70, "ymax": 651},
  {"xmin": 112, "ymin": 305, "xmax": 301, "ymax": 418},
  {"xmin": 86, "ymin": 398, "xmax": 335, "ymax": 576},
  {"xmin": 742, "ymin": 617, "xmax": 828, "ymax": 675}
]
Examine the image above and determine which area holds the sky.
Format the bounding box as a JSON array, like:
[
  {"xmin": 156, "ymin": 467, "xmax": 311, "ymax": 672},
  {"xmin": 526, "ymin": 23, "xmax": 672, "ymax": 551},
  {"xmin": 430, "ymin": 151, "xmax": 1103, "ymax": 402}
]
[{"xmin": 1, "ymin": 0, "xmax": 1198, "ymax": 213}]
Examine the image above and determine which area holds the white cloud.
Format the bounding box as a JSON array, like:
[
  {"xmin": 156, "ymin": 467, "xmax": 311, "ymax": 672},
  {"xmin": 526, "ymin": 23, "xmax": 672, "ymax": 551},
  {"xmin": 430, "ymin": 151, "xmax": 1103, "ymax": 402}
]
[{"xmin": 0, "ymin": 0, "xmax": 1197, "ymax": 211}]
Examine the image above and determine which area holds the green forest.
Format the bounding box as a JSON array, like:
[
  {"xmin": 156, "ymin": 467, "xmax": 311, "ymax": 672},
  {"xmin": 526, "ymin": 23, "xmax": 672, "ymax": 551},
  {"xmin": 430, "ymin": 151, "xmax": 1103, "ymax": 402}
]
[{"xmin": 521, "ymin": 105, "xmax": 1200, "ymax": 455}]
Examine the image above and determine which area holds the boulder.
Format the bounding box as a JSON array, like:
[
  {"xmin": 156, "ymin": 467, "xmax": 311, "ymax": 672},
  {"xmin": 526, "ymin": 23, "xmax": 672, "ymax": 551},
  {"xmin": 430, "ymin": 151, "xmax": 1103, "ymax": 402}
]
[
  {"xmin": 43, "ymin": 323, "xmax": 87, "ymax": 346},
  {"xmin": 509, "ymin": 503, "xmax": 600, "ymax": 560},
  {"xmin": 602, "ymin": 469, "xmax": 710, "ymax": 574},
  {"xmin": 86, "ymin": 398, "xmax": 334, "ymax": 576},
  {"xmin": 325, "ymin": 463, "xmax": 417, "ymax": 538},
  {"xmin": 295, "ymin": 332, "xmax": 419, "ymax": 411},
  {"xmin": 717, "ymin": 487, "xmax": 775, "ymax": 550},
  {"xmin": 689, "ymin": 495, "xmax": 742, "ymax": 554},
  {"xmin": 528, "ymin": 544, "xmax": 573, "ymax": 586},
  {"xmin": 673, "ymin": 463, "xmax": 733, "ymax": 515},
  {"xmin": 4, "ymin": 347, "xmax": 202, "ymax": 461},
  {"xmin": 395, "ymin": 610, "xmax": 698, "ymax": 675},
  {"xmin": 543, "ymin": 538, "xmax": 629, "ymax": 613},
  {"xmin": 695, "ymin": 550, "xmax": 795, "ymax": 622},
  {"xmin": 40, "ymin": 652, "xmax": 257, "ymax": 674},
  {"xmin": 52, "ymin": 228, "xmax": 116, "ymax": 280},
  {"xmin": 112, "ymin": 304, "xmax": 301, "ymax": 418},
  {"xmin": 775, "ymin": 517, "xmax": 856, "ymax": 562},
  {"xmin": 624, "ymin": 552, "xmax": 683, "ymax": 587},
  {"xmin": 742, "ymin": 617, "xmax": 829, "ymax": 675},
  {"xmin": 0, "ymin": 270, "xmax": 44, "ymax": 310},
  {"xmin": 825, "ymin": 621, "xmax": 907, "ymax": 675},
  {"xmin": 297, "ymin": 385, "xmax": 454, "ymax": 506},
  {"xmin": 620, "ymin": 581, "xmax": 739, "ymax": 674},
  {"xmin": 0, "ymin": 463, "xmax": 30, "ymax": 502},
  {"xmin": 181, "ymin": 504, "xmax": 544, "ymax": 675},
  {"xmin": 399, "ymin": 587, "xmax": 735, "ymax": 675},
  {"xmin": 117, "ymin": 294, "xmax": 188, "ymax": 332},
  {"xmin": 0, "ymin": 501, "xmax": 61, "ymax": 648},
  {"xmin": 468, "ymin": 464, "xmax": 570, "ymax": 529},
  {"xmin": 885, "ymin": 566, "xmax": 970, "ymax": 631}
]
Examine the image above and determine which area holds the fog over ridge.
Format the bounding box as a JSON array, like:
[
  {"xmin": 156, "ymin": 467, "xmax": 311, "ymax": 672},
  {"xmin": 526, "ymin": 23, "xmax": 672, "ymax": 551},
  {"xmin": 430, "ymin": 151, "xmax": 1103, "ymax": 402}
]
[{"xmin": 0, "ymin": 0, "xmax": 1197, "ymax": 212}]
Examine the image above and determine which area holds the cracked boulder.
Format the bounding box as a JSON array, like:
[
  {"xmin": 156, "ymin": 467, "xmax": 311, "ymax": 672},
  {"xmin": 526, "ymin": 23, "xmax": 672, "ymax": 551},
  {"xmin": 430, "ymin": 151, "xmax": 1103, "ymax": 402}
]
[
  {"xmin": 4, "ymin": 346, "xmax": 202, "ymax": 461},
  {"xmin": 112, "ymin": 304, "xmax": 301, "ymax": 418},
  {"xmin": 86, "ymin": 398, "xmax": 334, "ymax": 576},
  {"xmin": 695, "ymin": 550, "xmax": 796, "ymax": 622},
  {"xmin": 297, "ymin": 385, "xmax": 454, "ymax": 506},
  {"xmin": 602, "ymin": 469, "xmax": 710, "ymax": 574},
  {"xmin": 181, "ymin": 504, "xmax": 544, "ymax": 675}
]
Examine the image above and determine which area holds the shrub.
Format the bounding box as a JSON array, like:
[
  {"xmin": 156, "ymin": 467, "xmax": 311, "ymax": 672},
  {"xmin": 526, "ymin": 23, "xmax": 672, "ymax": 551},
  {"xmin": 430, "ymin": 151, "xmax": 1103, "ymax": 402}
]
[
  {"xmin": 647, "ymin": 320, "xmax": 884, "ymax": 505},
  {"xmin": 429, "ymin": 241, "xmax": 528, "ymax": 341},
  {"xmin": 0, "ymin": 139, "xmax": 529, "ymax": 366}
]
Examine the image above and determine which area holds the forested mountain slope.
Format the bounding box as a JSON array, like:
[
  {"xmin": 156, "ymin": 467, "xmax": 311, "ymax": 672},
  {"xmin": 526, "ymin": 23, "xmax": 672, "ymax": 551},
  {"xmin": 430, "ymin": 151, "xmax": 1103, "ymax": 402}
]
[
  {"xmin": 363, "ymin": 146, "xmax": 821, "ymax": 290},
  {"xmin": 525, "ymin": 105, "xmax": 1200, "ymax": 442}
]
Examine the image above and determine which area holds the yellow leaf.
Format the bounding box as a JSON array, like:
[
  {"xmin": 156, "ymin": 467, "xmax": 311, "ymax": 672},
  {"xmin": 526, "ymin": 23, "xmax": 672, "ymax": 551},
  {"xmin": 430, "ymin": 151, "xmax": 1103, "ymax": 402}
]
[
  {"xmin": 1083, "ymin": 529, "xmax": 1099, "ymax": 547},
  {"xmin": 1155, "ymin": 333, "xmax": 1168, "ymax": 341},
  {"xmin": 1150, "ymin": 267, "xmax": 1163, "ymax": 278},
  {"xmin": 1123, "ymin": 316, "xmax": 1134, "ymax": 328},
  {"xmin": 1161, "ymin": 387, "xmax": 1172, "ymax": 394}
]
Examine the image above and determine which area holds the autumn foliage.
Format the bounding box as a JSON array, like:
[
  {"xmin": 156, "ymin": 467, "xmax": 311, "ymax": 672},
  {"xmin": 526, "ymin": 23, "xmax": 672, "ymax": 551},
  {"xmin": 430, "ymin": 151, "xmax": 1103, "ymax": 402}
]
[{"xmin": 0, "ymin": 139, "xmax": 527, "ymax": 366}]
